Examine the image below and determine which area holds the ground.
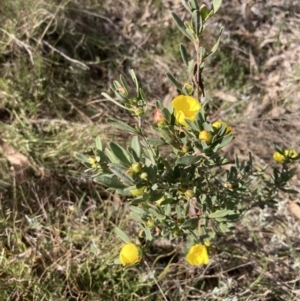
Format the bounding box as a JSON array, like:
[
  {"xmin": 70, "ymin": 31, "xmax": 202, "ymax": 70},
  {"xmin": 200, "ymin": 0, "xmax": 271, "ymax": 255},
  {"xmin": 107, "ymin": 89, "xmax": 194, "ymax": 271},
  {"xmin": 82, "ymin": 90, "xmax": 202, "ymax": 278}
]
[{"xmin": 0, "ymin": 0, "xmax": 300, "ymax": 300}]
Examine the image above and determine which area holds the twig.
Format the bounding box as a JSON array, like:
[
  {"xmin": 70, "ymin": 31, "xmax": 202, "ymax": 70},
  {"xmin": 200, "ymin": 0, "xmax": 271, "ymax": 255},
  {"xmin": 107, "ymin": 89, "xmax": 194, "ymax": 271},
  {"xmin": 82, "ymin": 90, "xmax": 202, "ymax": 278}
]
[{"xmin": 144, "ymin": 260, "xmax": 168, "ymax": 301}]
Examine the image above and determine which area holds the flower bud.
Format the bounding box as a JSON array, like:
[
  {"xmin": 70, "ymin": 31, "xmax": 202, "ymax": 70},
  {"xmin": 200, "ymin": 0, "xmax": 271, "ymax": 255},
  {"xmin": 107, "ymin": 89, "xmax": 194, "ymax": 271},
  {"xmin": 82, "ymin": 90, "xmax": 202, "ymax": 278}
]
[
  {"xmin": 146, "ymin": 219, "xmax": 154, "ymax": 228},
  {"xmin": 88, "ymin": 157, "xmax": 97, "ymax": 168},
  {"xmin": 199, "ymin": 130, "xmax": 212, "ymax": 144},
  {"xmin": 212, "ymin": 120, "xmax": 233, "ymax": 134},
  {"xmin": 182, "ymin": 145, "xmax": 190, "ymax": 153},
  {"xmin": 184, "ymin": 189, "xmax": 195, "ymax": 200},
  {"xmin": 126, "ymin": 168, "xmax": 134, "ymax": 177},
  {"xmin": 133, "ymin": 107, "xmax": 144, "ymax": 116},
  {"xmin": 131, "ymin": 162, "xmax": 142, "ymax": 173},
  {"xmin": 183, "ymin": 83, "xmax": 194, "ymax": 95},
  {"xmin": 117, "ymin": 86, "xmax": 128, "ymax": 98},
  {"xmin": 130, "ymin": 186, "xmax": 146, "ymax": 197},
  {"xmin": 140, "ymin": 172, "xmax": 148, "ymax": 180},
  {"xmin": 199, "ymin": 4, "xmax": 210, "ymax": 21},
  {"xmin": 153, "ymin": 108, "xmax": 165, "ymax": 125}
]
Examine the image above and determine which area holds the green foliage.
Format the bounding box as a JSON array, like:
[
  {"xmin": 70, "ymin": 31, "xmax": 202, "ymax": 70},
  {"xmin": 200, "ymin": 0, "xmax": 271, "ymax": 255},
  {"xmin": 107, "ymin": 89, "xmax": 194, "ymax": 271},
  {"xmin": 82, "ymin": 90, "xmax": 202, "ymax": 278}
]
[{"xmin": 77, "ymin": 0, "xmax": 299, "ymax": 267}]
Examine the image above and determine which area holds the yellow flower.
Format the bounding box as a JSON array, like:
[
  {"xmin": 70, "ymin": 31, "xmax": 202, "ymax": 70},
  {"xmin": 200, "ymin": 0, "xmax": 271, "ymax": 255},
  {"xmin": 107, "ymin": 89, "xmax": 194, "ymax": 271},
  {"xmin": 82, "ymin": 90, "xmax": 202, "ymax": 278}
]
[
  {"xmin": 212, "ymin": 120, "xmax": 233, "ymax": 134},
  {"xmin": 172, "ymin": 95, "xmax": 201, "ymax": 126},
  {"xmin": 284, "ymin": 149, "xmax": 298, "ymax": 159},
  {"xmin": 199, "ymin": 130, "xmax": 212, "ymax": 144},
  {"xmin": 273, "ymin": 151, "xmax": 285, "ymax": 163},
  {"xmin": 186, "ymin": 244, "xmax": 209, "ymax": 266},
  {"xmin": 273, "ymin": 149, "xmax": 298, "ymax": 163},
  {"xmin": 119, "ymin": 243, "xmax": 141, "ymax": 266},
  {"xmin": 88, "ymin": 157, "xmax": 97, "ymax": 168},
  {"xmin": 130, "ymin": 186, "xmax": 145, "ymax": 197}
]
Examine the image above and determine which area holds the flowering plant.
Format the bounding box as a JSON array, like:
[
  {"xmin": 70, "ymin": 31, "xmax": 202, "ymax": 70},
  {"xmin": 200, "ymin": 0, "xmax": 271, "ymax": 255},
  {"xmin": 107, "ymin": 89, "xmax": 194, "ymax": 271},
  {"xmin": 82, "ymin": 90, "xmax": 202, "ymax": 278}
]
[{"xmin": 75, "ymin": 0, "xmax": 299, "ymax": 267}]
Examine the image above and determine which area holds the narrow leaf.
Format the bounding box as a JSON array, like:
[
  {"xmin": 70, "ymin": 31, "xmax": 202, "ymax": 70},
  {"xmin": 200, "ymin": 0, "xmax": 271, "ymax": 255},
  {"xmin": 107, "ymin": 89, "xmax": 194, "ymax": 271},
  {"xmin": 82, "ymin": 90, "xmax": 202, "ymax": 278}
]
[
  {"xmin": 74, "ymin": 152, "xmax": 90, "ymax": 163},
  {"xmin": 166, "ymin": 72, "xmax": 182, "ymax": 92},
  {"xmin": 109, "ymin": 163, "xmax": 134, "ymax": 185},
  {"xmin": 176, "ymin": 155, "xmax": 201, "ymax": 165},
  {"xmin": 131, "ymin": 136, "xmax": 141, "ymax": 159},
  {"xmin": 213, "ymin": 0, "xmax": 222, "ymax": 13},
  {"xmin": 109, "ymin": 142, "xmax": 131, "ymax": 166},
  {"xmin": 129, "ymin": 69, "xmax": 139, "ymax": 96},
  {"xmin": 209, "ymin": 209, "xmax": 235, "ymax": 218},
  {"xmin": 94, "ymin": 174, "xmax": 126, "ymax": 189},
  {"xmin": 207, "ymin": 28, "xmax": 223, "ymax": 58},
  {"xmin": 107, "ymin": 118, "xmax": 137, "ymax": 134},
  {"xmin": 181, "ymin": 0, "xmax": 192, "ymax": 13},
  {"xmin": 95, "ymin": 136, "xmax": 102, "ymax": 151},
  {"xmin": 115, "ymin": 227, "xmax": 131, "ymax": 243},
  {"xmin": 120, "ymin": 74, "xmax": 129, "ymax": 91},
  {"xmin": 192, "ymin": 10, "xmax": 202, "ymax": 35},
  {"xmin": 170, "ymin": 11, "xmax": 194, "ymax": 42},
  {"xmin": 180, "ymin": 44, "xmax": 189, "ymax": 66},
  {"xmin": 101, "ymin": 92, "xmax": 128, "ymax": 110}
]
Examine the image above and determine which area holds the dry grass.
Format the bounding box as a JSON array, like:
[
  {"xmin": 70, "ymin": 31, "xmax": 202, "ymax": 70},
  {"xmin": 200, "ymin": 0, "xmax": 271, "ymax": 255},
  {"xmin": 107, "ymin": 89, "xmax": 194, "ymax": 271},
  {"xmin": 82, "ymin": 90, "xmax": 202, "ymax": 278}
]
[{"xmin": 1, "ymin": 0, "xmax": 300, "ymax": 300}]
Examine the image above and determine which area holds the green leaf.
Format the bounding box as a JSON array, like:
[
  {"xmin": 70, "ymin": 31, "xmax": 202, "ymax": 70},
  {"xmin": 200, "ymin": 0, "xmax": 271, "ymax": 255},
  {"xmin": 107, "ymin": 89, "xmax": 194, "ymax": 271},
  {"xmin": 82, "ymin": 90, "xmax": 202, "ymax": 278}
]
[
  {"xmin": 164, "ymin": 204, "xmax": 171, "ymax": 216},
  {"xmin": 101, "ymin": 92, "xmax": 128, "ymax": 110},
  {"xmin": 188, "ymin": 60, "xmax": 195, "ymax": 76},
  {"xmin": 95, "ymin": 136, "xmax": 102, "ymax": 151},
  {"xmin": 198, "ymin": 47, "xmax": 206, "ymax": 62},
  {"xmin": 129, "ymin": 211, "xmax": 143, "ymax": 222},
  {"xmin": 185, "ymin": 118, "xmax": 200, "ymax": 131},
  {"xmin": 114, "ymin": 188, "xmax": 132, "ymax": 196},
  {"xmin": 161, "ymin": 107, "xmax": 172, "ymax": 123},
  {"xmin": 200, "ymin": 5, "xmax": 212, "ymax": 21},
  {"xmin": 166, "ymin": 72, "xmax": 182, "ymax": 92},
  {"xmin": 130, "ymin": 206, "xmax": 145, "ymax": 215},
  {"xmin": 160, "ymin": 198, "xmax": 179, "ymax": 205},
  {"xmin": 105, "ymin": 148, "xmax": 119, "ymax": 163},
  {"xmin": 107, "ymin": 118, "xmax": 137, "ymax": 134},
  {"xmin": 129, "ymin": 69, "xmax": 139, "ymax": 96},
  {"xmin": 113, "ymin": 80, "xmax": 122, "ymax": 90},
  {"xmin": 147, "ymin": 137, "xmax": 166, "ymax": 147},
  {"xmin": 145, "ymin": 166, "xmax": 157, "ymax": 184},
  {"xmin": 155, "ymin": 99, "xmax": 164, "ymax": 110},
  {"xmin": 189, "ymin": 0, "xmax": 199, "ymax": 10},
  {"xmin": 131, "ymin": 136, "xmax": 141, "ymax": 159},
  {"xmin": 94, "ymin": 174, "xmax": 126, "ymax": 189},
  {"xmin": 170, "ymin": 11, "xmax": 194, "ymax": 42},
  {"xmin": 213, "ymin": 0, "xmax": 222, "ymax": 13},
  {"xmin": 114, "ymin": 257, "xmax": 122, "ymax": 265},
  {"xmin": 192, "ymin": 10, "xmax": 202, "ymax": 36},
  {"xmin": 115, "ymin": 227, "xmax": 131, "ymax": 243},
  {"xmin": 209, "ymin": 209, "xmax": 235, "ymax": 219},
  {"xmin": 181, "ymin": 0, "xmax": 192, "ymax": 13},
  {"xmin": 109, "ymin": 163, "xmax": 134, "ymax": 185},
  {"xmin": 74, "ymin": 152, "xmax": 90, "ymax": 163},
  {"xmin": 180, "ymin": 44, "xmax": 189, "ymax": 66},
  {"xmin": 109, "ymin": 142, "xmax": 131, "ymax": 166},
  {"xmin": 139, "ymin": 88, "xmax": 147, "ymax": 102},
  {"xmin": 181, "ymin": 218, "xmax": 199, "ymax": 229},
  {"xmin": 176, "ymin": 205, "xmax": 182, "ymax": 218},
  {"xmin": 120, "ymin": 74, "xmax": 129, "ymax": 91},
  {"xmin": 176, "ymin": 155, "xmax": 201, "ymax": 165},
  {"xmin": 144, "ymin": 227, "xmax": 153, "ymax": 241},
  {"xmin": 207, "ymin": 28, "xmax": 223, "ymax": 58},
  {"xmin": 279, "ymin": 188, "xmax": 298, "ymax": 194}
]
